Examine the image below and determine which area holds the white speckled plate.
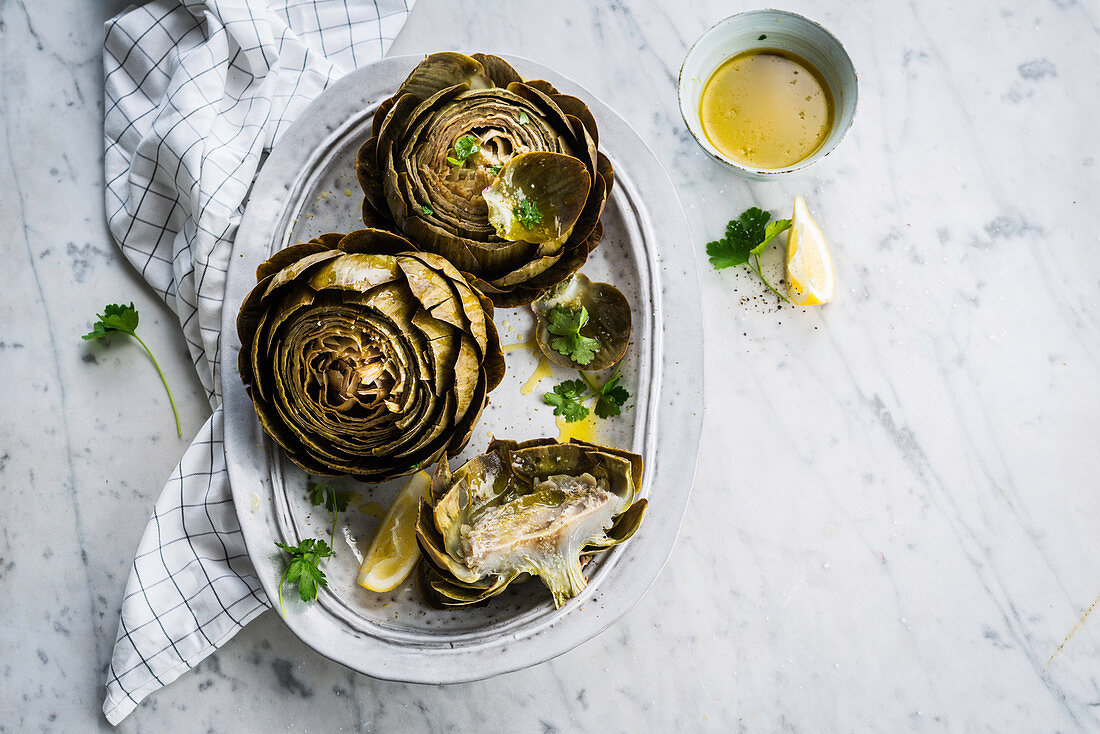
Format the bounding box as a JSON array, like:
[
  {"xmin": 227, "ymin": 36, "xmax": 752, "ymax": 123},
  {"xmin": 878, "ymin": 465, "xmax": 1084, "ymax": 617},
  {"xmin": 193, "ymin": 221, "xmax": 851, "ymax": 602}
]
[{"xmin": 221, "ymin": 54, "xmax": 703, "ymax": 682}]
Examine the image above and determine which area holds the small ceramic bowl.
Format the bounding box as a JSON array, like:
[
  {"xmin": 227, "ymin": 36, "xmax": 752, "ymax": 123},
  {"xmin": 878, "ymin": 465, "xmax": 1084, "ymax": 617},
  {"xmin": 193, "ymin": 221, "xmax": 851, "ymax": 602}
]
[{"xmin": 678, "ymin": 9, "xmax": 858, "ymax": 180}]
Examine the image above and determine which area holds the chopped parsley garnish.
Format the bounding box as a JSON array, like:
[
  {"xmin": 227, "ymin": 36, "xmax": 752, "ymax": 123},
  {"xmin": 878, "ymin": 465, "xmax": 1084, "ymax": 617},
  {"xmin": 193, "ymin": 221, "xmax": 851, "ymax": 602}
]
[
  {"xmin": 517, "ymin": 110, "xmax": 530, "ymax": 125},
  {"xmin": 449, "ymin": 135, "xmax": 480, "ymax": 166},
  {"xmin": 421, "ymin": 204, "xmax": 433, "ymax": 216},
  {"xmin": 547, "ymin": 305, "xmax": 600, "ymax": 365},
  {"xmin": 706, "ymin": 206, "xmax": 792, "ymax": 301},
  {"xmin": 488, "ymin": 163, "xmax": 503, "ymax": 175},
  {"xmin": 513, "ymin": 198, "xmax": 542, "ymax": 230}
]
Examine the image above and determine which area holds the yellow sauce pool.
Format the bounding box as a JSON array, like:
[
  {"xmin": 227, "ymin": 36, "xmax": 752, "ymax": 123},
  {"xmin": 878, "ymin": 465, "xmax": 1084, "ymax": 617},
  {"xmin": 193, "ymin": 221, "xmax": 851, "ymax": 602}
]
[
  {"xmin": 555, "ymin": 412, "xmax": 599, "ymax": 443},
  {"xmin": 700, "ymin": 49, "xmax": 833, "ymax": 169}
]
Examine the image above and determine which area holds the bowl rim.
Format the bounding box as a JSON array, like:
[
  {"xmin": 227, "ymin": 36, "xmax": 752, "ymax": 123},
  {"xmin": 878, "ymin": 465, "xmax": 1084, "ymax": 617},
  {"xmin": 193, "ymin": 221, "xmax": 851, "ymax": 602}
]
[{"xmin": 677, "ymin": 8, "xmax": 859, "ymax": 177}]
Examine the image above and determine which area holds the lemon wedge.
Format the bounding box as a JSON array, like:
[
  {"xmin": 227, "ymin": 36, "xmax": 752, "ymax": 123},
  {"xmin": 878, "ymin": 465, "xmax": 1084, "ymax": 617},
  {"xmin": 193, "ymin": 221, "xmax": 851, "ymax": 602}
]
[
  {"xmin": 357, "ymin": 471, "xmax": 431, "ymax": 592},
  {"xmin": 785, "ymin": 196, "xmax": 835, "ymax": 305}
]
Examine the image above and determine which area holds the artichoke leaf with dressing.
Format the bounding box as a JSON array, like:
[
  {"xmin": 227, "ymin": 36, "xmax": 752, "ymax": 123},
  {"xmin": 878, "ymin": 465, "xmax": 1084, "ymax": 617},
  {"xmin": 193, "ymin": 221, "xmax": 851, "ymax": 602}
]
[{"xmin": 532, "ymin": 273, "xmax": 632, "ymax": 371}]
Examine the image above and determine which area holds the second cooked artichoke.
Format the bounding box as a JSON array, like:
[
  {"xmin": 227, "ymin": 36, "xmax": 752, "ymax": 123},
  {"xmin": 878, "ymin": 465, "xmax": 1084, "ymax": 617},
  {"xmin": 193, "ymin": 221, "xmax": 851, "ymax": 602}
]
[
  {"xmin": 237, "ymin": 229, "xmax": 505, "ymax": 482},
  {"xmin": 357, "ymin": 52, "xmax": 615, "ymax": 306}
]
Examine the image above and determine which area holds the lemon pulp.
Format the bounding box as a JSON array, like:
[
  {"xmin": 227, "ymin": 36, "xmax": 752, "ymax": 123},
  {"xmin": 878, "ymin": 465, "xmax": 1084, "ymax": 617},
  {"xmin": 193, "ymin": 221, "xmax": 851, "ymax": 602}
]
[
  {"xmin": 357, "ymin": 471, "xmax": 431, "ymax": 592},
  {"xmin": 785, "ymin": 196, "xmax": 835, "ymax": 305}
]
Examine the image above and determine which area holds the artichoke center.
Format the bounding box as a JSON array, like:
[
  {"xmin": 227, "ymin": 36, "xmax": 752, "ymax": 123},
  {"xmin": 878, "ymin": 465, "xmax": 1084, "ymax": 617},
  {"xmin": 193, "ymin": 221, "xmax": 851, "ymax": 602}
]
[
  {"xmin": 459, "ymin": 473, "xmax": 621, "ymax": 578},
  {"xmin": 308, "ymin": 338, "xmax": 397, "ymax": 412}
]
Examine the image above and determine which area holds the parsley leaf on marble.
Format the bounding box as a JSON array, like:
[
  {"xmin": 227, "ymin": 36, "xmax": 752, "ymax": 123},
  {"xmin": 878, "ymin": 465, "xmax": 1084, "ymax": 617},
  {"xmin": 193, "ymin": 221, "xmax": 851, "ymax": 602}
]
[
  {"xmin": 274, "ymin": 538, "xmax": 334, "ymax": 617},
  {"xmin": 82, "ymin": 302, "xmax": 182, "ymax": 437},
  {"xmin": 761, "ymin": 218, "xmax": 792, "ymax": 251},
  {"xmin": 547, "ymin": 306, "xmax": 601, "ymax": 365},
  {"xmin": 706, "ymin": 207, "xmax": 791, "ymax": 302}
]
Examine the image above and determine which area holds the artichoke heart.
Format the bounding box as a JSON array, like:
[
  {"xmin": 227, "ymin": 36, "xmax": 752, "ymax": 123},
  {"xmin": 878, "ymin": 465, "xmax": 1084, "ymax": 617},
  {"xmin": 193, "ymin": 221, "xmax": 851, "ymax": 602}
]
[
  {"xmin": 236, "ymin": 229, "xmax": 505, "ymax": 482},
  {"xmin": 356, "ymin": 51, "xmax": 615, "ymax": 306},
  {"xmin": 416, "ymin": 438, "xmax": 647, "ymax": 608}
]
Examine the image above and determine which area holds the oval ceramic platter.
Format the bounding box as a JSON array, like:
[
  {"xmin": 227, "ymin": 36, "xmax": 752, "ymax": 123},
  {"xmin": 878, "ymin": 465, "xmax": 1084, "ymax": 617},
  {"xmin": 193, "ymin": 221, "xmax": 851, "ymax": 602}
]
[{"xmin": 221, "ymin": 54, "xmax": 703, "ymax": 683}]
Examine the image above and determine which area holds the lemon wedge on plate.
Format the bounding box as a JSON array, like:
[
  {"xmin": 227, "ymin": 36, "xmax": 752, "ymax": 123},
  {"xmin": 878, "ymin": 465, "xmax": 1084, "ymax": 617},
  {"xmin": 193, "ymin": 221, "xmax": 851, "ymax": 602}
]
[
  {"xmin": 357, "ymin": 471, "xmax": 431, "ymax": 592},
  {"xmin": 785, "ymin": 196, "xmax": 835, "ymax": 305}
]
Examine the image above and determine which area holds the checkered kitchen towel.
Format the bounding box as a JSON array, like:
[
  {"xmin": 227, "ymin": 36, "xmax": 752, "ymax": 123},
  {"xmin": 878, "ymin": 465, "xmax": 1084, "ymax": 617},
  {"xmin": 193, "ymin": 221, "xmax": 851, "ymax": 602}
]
[{"xmin": 101, "ymin": 0, "xmax": 413, "ymax": 724}]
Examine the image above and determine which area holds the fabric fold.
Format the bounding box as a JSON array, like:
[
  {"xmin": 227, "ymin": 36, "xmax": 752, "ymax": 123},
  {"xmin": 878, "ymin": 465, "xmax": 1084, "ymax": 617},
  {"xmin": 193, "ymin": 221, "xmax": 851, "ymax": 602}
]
[{"xmin": 101, "ymin": 0, "xmax": 413, "ymax": 724}]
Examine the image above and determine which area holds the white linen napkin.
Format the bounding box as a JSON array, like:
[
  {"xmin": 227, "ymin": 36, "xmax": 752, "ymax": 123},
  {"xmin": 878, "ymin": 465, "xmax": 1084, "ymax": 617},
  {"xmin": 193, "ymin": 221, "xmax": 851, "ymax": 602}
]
[{"xmin": 101, "ymin": 0, "xmax": 413, "ymax": 724}]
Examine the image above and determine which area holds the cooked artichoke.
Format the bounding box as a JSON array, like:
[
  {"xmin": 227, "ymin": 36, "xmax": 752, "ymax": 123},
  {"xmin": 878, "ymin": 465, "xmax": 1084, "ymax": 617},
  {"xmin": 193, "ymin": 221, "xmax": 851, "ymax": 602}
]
[
  {"xmin": 356, "ymin": 52, "xmax": 615, "ymax": 306},
  {"xmin": 415, "ymin": 438, "xmax": 647, "ymax": 608},
  {"xmin": 236, "ymin": 229, "xmax": 505, "ymax": 482}
]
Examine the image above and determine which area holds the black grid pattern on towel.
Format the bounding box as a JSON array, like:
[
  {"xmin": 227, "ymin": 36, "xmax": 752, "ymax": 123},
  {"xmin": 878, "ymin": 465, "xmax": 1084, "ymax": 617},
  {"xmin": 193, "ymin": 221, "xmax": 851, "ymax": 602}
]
[{"xmin": 101, "ymin": 0, "xmax": 411, "ymax": 724}]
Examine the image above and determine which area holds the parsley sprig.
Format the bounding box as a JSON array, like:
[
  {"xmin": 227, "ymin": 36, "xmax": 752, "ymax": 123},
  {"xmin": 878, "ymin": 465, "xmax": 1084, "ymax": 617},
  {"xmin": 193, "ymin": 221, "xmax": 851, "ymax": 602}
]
[
  {"xmin": 274, "ymin": 538, "xmax": 334, "ymax": 617},
  {"xmin": 706, "ymin": 207, "xmax": 792, "ymax": 302},
  {"xmin": 308, "ymin": 480, "xmax": 349, "ymax": 544},
  {"xmin": 82, "ymin": 302, "xmax": 181, "ymax": 437},
  {"xmin": 544, "ymin": 368, "xmax": 630, "ymax": 423},
  {"xmin": 547, "ymin": 306, "xmax": 601, "ymax": 365},
  {"xmin": 513, "ymin": 199, "xmax": 542, "ymax": 230},
  {"xmin": 447, "ymin": 135, "xmax": 481, "ymax": 167}
]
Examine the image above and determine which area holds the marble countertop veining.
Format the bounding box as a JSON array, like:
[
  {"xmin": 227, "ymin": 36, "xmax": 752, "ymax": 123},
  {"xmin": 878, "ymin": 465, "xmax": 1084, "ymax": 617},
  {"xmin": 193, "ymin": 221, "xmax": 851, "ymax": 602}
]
[{"xmin": 2, "ymin": 0, "xmax": 1098, "ymax": 731}]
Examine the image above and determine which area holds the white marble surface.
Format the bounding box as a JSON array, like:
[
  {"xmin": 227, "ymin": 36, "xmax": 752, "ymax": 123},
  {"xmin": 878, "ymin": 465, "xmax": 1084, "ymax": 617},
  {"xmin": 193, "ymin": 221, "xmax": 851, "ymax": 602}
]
[{"xmin": 2, "ymin": 0, "xmax": 1098, "ymax": 730}]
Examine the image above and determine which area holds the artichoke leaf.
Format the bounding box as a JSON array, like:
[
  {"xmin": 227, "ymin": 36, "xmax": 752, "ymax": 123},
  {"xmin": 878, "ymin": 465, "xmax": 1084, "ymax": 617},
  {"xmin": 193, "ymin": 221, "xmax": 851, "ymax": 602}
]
[
  {"xmin": 470, "ymin": 52, "xmax": 522, "ymax": 87},
  {"xmin": 307, "ymin": 253, "xmax": 403, "ymax": 292},
  {"xmin": 532, "ymin": 273, "xmax": 632, "ymax": 371},
  {"xmin": 551, "ymin": 94, "xmax": 600, "ymax": 146},
  {"xmin": 256, "ymin": 239, "xmax": 332, "ymax": 281},
  {"xmin": 450, "ymin": 335, "xmax": 481, "ymax": 419},
  {"xmin": 483, "ymin": 152, "xmax": 591, "ymax": 245},
  {"xmin": 396, "ymin": 52, "xmax": 491, "ymax": 102}
]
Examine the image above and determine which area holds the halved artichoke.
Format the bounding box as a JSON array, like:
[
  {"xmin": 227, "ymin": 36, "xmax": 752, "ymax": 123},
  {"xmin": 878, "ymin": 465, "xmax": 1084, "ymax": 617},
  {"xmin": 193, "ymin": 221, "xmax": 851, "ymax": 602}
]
[
  {"xmin": 236, "ymin": 229, "xmax": 505, "ymax": 482},
  {"xmin": 415, "ymin": 438, "xmax": 647, "ymax": 608},
  {"xmin": 356, "ymin": 51, "xmax": 615, "ymax": 306}
]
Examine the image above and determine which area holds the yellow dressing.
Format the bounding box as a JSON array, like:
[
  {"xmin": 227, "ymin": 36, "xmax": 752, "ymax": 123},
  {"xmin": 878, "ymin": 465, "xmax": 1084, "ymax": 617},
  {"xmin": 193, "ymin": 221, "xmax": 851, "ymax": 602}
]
[
  {"xmin": 520, "ymin": 356, "xmax": 555, "ymax": 396},
  {"xmin": 555, "ymin": 412, "xmax": 599, "ymax": 443},
  {"xmin": 359, "ymin": 501, "xmax": 386, "ymax": 519},
  {"xmin": 502, "ymin": 338, "xmax": 537, "ymax": 354},
  {"xmin": 700, "ymin": 49, "xmax": 833, "ymax": 169}
]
